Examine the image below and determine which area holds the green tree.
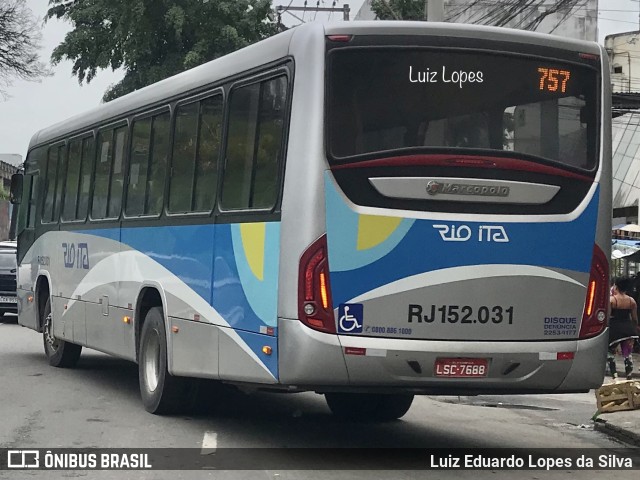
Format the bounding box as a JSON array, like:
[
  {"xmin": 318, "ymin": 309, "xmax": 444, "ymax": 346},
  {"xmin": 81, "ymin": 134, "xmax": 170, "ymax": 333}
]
[
  {"xmin": 47, "ymin": 0, "xmax": 279, "ymax": 102},
  {"xmin": 371, "ymin": 0, "xmax": 426, "ymax": 20}
]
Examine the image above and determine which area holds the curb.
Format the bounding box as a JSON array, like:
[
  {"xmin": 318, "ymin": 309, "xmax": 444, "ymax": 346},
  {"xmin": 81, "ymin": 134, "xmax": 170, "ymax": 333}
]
[{"xmin": 594, "ymin": 418, "xmax": 640, "ymax": 446}]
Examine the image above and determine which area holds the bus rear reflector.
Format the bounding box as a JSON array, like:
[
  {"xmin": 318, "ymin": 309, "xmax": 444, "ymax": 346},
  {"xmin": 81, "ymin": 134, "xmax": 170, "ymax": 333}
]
[
  {"xmin": 344, "ymin": 347, "xmax": 367, "ymax": 356},
  {"xmin": 579, "ymin": 52, "xmax": 599, "ymax": 61},
  {"xmin": 557, "ymin": 352, "xmax": 575, "ymax": 360},
  {"xmin": 579, "ymin": 245, "xmax": 609, "ymax": 339},
  {"xmin": 298, "ymin": 235, "xmax": 335, "ymax": 334},
  {"xmin": 327, "ymin": 34, "xmax": 353, "ymax": 42}
]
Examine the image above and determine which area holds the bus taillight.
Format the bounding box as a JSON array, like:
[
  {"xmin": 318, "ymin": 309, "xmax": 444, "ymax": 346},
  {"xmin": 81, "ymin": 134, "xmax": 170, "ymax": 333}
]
[
  {"xmin": 579, "ymin": 245, "xmax": 609, "ymax": 339},
  {"xmin": 298, "ymin": 235, "xmax": 335, "ymax": 334}
]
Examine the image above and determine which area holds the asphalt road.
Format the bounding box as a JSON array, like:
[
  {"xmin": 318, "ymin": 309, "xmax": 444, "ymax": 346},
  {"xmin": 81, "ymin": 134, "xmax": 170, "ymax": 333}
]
[{"xmin": 0, "ymin": 315, "xmax": 634, "ymax": 480}]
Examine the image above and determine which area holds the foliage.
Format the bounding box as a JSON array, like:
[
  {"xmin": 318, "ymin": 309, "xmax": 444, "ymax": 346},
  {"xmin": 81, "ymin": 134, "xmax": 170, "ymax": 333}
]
[
  {"xmin": 0, "ymin": 0, "xmax": 49, "ymax": 98},
  {"xmin": 46, "ymin": 0, "xmax": 279, "ymax": 102},
  {"xmin": 371, "ymin": 0, "xmax": 426, "ymax": 20}
]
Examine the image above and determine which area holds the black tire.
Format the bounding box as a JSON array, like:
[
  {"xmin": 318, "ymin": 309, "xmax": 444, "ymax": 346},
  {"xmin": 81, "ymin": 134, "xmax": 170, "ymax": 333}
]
[
  {"xmin": 325, "ymin": 393, "xmax": 414, "ymax": 421},
  {"xmin": 42, "ymin": 298, "xmax": 82, "ymax": 368},
  {"xmin": 138, "ymin": 307, "xmax": 194, "ymax": 414}
]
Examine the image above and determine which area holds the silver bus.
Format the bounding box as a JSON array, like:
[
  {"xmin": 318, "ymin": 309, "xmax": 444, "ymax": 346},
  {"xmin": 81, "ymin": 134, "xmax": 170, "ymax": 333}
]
[{"xmin": 12, "ymin": 21, "xmax": 611, "ymax": 420}]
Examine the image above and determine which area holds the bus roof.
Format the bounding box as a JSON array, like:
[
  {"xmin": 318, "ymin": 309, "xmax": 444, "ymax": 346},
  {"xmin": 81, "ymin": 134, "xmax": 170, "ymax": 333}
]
[{"xmin": 28, "ymin": 21, "xmax": 601, "ymax": 152}]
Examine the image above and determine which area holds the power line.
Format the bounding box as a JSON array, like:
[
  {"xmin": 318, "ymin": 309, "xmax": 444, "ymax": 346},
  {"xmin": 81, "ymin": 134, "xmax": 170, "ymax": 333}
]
[
  {"xmin": 444, "ymin": 0, "xmax": 595, "ymax": 31},
  {"xmin": 600, "ymin": 16, "xmax": 640, "ymax": 25},
  {"xmin": 275, "ymin": 0, "xmax": 350, "ymax": 25}
]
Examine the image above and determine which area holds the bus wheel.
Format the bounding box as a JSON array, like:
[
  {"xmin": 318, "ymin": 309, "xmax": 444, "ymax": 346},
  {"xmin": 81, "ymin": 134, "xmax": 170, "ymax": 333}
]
[
  {"xmin": 42, "ymin": 298, "xmax": 82, "ymax": 368},
  {"xmin": 324, "ymin": 393, "xmax": 414, "ymax": 421},
  {"xmin": 139, "ymin": 307, "xmax": 191, "ymax": 414}
]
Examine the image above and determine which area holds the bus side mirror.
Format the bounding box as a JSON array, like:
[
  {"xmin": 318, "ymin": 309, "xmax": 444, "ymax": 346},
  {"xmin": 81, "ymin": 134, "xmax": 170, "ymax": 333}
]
[{"xmin": 10, "ymin": 173, "xmax": 22, "ymax": 205}]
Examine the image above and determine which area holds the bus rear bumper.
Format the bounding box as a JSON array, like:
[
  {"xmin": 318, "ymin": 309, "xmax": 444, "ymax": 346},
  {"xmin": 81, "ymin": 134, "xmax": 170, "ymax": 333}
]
[{"xmin": 278, "ymin": 318, "xmax": 607, "ymax": 394}]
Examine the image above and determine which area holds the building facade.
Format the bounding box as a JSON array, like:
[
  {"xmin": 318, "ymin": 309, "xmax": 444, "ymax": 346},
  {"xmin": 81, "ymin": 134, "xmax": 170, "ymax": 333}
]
[
  {"xmin": 611, "ymin": 109, "xmax": 640, "ymax": 224},
  {"xmin": 604, "ymin": 32, "xmax": 640, "ymax": 224},
  {"xmin": 0, "ymin": 154, "xmax": 21, "ymax": 192}
]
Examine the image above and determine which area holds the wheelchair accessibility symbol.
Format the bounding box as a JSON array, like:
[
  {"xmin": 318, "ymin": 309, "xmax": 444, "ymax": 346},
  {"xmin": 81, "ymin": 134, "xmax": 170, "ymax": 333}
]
[{"xmin": 338, "ymin": 303, "xmax": 364, "ymax": 334}]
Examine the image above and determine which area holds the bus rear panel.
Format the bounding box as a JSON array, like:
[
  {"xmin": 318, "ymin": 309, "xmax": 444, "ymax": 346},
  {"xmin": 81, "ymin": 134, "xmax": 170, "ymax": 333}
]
[{"xmin": 280, "ymin": 28, "xmax": 610, "ymax": 395}]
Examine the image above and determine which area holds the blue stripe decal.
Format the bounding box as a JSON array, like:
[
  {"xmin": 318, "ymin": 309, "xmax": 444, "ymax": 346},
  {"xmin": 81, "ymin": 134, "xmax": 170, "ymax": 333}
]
[
  {"xmin": 213, "ymin": 224, "xmax": 279, "ymax": 332},
  {"xmin": 78, "ymin": 222, "xmax": 280, "ymax": 378},
  {"xmin": 229, "ymin": 223, "xmax": 280, "ymax": 328},
  {"xmin": 121, "ymin": 224, "xmax": 215, "ymax": 303},
  {"xmin": 326, "ymin": 175, "xmax": 598, "ymax": 306},
  {"xmin": 234, "ymin": 329, "xmax": 278, "ymax": 378}
]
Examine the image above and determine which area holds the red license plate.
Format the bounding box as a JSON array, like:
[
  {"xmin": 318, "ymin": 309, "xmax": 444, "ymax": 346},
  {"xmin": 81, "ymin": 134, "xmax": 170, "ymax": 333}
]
[{"xmin": 434, "ymin": 358, "xmax": 489, "ymax": 378}]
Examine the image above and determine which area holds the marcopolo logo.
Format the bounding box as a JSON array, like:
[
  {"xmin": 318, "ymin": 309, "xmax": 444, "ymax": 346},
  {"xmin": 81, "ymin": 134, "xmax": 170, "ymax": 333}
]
[
  {"xmin": 426, "ymin": 180, "xmax": 510, "ymax": 198},
  {"xmin": 426, "ymin": 181, "xmax": 441, "ymax": 196}
]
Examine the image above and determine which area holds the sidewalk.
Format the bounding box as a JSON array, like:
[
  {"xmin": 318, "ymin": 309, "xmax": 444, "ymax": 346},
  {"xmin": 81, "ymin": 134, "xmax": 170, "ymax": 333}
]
[{"xmin": 593, "ymin": 353, "xmax": 640, "ymax": 445}]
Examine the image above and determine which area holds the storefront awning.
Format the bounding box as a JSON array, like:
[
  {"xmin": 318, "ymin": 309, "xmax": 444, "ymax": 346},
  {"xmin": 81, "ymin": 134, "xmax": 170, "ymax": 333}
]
[
  {"xmin": 613, "ymin": 239, "xmax": 640, "ymax": 260},
  {"xmin": 617, "ymin": 224, "xmax": 640, "ymax": 233}
]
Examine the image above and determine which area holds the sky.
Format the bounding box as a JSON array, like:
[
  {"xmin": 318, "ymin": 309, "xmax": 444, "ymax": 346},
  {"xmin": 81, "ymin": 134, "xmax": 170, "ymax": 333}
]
[{"xmin": 0, "ymin": 0, "xmax": 635, "ymax": 158}]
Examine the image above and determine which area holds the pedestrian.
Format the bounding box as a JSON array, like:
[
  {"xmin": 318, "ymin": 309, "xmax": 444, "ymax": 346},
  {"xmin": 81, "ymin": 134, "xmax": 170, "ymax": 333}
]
[{"xmin": 607, "ymin": 277, "xmax": 639, "ymax": 379}]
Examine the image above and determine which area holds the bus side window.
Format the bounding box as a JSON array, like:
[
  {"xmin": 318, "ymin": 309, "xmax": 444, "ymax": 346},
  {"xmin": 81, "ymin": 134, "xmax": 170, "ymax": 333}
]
[
  {"xmin": 17, "ymin": 175, "xmax": 34, "ymax": 234},
  {"xmin": 42, "ymin": 146, "xmax": 59, "ymax": 224},
  {"xmin": 167, "ymin": 94, "xmax": 222, "ymax": 215},
  {"xmin": 147, "ymin": 112, "xmax": 170, "ymax": 215},
  {"xmin": 127, "ymin": 118, "xmax": 152, "ymax": 216},
  {"xmin": 27, "ymin": 176, "xmax": 38, "ymax": 229},
  {"xmin": 77, "ymin": 136, "xmax": 94, "ymax": 221},
  {"xmin": 92, "ymin": 129, "xmax": 112, "ymax": 219},
  {"xmin": 169, "ymin": 102, "xmax": 199, "ymax": 213},
  {"xmin": 53, "ymin": 144, "xmax": 67, "ymax": 222},
  {"xmin": 16, "ymin": 176, "xmax": 29, "ymax": 234},
  {"xmin": 21, "ymin": 146, "xmax": 45, "ymax": 231},
  {"xmin": 193, "ymin": 96, "xmax": 223, "ymax": 212},
  {"xmin": 62, "ymin": 139, "xmax": 83, "ymax": 222},
  {"xmin": 252, "ymin": 77, "xmax": 287, "ymax": 209},
  {"xmin": 221, "ymin": 75, "xmax": 288, "ymax": 210},
  {"xmin": 108, "ymin": 127, "xmax": 127, "ymax": 219},
  {"xmin": 126, "ymin": 111, "xmax": 171, "ymax": 217}
]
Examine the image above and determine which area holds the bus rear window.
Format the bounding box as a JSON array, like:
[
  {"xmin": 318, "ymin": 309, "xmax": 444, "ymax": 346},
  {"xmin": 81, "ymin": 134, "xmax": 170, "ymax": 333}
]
[{"xmin": 327, "ymin": 48, "xmax": 599, "ymax": 170}]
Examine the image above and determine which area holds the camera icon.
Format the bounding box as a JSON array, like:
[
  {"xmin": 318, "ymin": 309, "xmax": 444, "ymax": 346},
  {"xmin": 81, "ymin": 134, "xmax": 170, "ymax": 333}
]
[{"xmin": 7, "ymin": 450, "xmax": 40, "ymax": 468}]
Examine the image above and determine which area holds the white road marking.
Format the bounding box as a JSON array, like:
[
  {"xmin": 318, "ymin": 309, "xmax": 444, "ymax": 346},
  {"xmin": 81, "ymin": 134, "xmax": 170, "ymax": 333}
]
[{"xmin": 201, "ymin": 431, "xmax": 217, "ymax": 455}]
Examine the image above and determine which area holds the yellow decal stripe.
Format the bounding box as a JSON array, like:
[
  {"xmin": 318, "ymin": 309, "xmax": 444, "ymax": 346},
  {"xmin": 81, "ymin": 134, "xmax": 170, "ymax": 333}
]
[
  {"xmin": 240, "ymin": 223, "xmax": 266, "ymax": 280},
  {"xmin": 357, "ymin": 215, "xmax": 403, "ymax": 251}
]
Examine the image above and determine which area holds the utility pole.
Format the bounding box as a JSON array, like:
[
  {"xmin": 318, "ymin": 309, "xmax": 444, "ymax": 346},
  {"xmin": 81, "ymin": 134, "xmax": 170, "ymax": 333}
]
[
  {"xmin": 427, "ymin": 0, "xmax": 444, "ymax": 22},
  {"xmin": 276, "ymin": 3, "xmax": 350, "ymax": 22}
]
